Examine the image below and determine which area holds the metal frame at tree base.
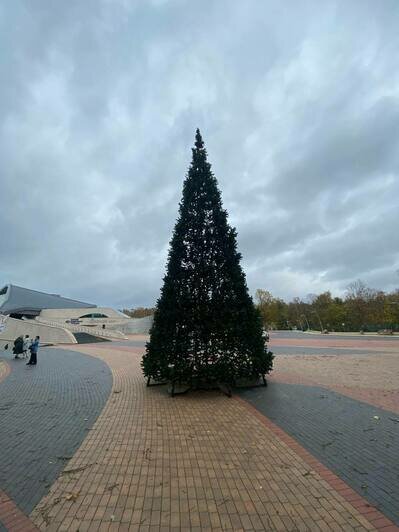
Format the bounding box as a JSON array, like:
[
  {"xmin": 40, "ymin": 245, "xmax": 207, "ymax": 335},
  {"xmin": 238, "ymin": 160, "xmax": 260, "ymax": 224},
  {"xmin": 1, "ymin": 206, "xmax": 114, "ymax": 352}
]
[{"xmin": 146, "ymin": 374, "xmax": 268, "ymax": 397}]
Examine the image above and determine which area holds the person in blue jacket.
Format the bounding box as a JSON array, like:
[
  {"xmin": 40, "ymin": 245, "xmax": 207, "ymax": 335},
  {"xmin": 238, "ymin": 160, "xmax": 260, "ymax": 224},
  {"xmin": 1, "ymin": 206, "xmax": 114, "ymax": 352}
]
[{"xmin": 26, "ymin": 336, "xmax": 40, "ymax": 366}]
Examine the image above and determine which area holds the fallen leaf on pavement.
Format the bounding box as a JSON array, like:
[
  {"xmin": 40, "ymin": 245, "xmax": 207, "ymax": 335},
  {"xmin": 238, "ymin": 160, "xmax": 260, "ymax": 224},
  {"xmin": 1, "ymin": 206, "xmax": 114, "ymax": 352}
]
[{"xmin": 65, "ymin": 492, "xmax": 80, "ymax": 501}]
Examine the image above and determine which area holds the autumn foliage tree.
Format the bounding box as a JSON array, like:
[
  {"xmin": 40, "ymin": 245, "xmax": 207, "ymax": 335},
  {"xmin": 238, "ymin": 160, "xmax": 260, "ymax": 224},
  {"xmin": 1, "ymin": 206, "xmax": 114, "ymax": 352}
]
[
  {"xmin": 255, "ymin": 281, "xmax": 399, "ymax": 332},
  {"xmin": 142, "ymin": 130, "xmax": 273, "ymax": 389},
  {"xmin": 122, "ymin": 307, "xmax": 155, "ymax": 318}
]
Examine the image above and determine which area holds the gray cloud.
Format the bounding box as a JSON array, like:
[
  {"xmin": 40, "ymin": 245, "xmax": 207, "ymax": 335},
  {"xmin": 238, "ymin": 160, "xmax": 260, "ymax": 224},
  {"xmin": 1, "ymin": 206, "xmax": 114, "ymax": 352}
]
[{"xmin": 1, "ymin": 0, "xmax": 399, "ymax": 307}]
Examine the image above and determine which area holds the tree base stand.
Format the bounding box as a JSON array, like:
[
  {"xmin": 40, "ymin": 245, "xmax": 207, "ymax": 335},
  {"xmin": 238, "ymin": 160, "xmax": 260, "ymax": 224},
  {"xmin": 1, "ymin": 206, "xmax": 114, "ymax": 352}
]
[
  {"xmin": 168, "ymin": 383, "xmax": 191, "ymax": 396},
  {"xmin": 146, "ymin": 373, "xmax": 268, "ymax": 397},
  {"xmin": 234, "ymin": 375, "xmax": 267, "ymax": 389},
  {"xmin": 167, "ymin": 381, "xmax": 232, "ymax": 397},
  {"xmin": 217, "ymin": 382, "xmax": 232, "ymax": 397},
  {"xmin": 146, "ymin": 376, "xmax": 168, "ymax": 387}
]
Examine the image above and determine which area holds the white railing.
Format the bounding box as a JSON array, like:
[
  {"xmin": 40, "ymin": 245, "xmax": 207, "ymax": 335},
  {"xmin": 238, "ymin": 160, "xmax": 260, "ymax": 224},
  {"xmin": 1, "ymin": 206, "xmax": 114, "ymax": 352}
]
[{"xmin": 34, "ymin": 317, "xmax": 128, "ymax": 340}]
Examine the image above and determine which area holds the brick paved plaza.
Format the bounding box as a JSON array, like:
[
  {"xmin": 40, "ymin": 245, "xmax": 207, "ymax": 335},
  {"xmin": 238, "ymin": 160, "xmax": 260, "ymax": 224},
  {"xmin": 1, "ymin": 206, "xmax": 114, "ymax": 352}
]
[{"xmin": 0, "ymin": 332, "xmax": 398, "ymax": 531}]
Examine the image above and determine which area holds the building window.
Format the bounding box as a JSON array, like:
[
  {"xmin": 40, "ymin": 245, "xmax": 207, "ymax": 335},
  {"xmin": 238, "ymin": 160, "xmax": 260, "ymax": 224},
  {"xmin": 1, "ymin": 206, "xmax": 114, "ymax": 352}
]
[{"xmin": 79, "ymin": 313, "xmax": 109, "ymax": 319}]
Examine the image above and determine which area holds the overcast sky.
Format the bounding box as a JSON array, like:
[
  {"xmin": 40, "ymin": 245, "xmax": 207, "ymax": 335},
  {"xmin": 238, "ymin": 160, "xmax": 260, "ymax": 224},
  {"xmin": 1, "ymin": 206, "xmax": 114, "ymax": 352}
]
[{"xmin": 1, "ymin": 1, "xmax": 399, "ymax": 308}]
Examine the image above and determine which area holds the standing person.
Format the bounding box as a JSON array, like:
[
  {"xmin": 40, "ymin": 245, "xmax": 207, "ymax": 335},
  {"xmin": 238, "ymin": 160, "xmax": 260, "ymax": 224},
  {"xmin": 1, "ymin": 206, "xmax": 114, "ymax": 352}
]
[
  {"xmin": 26, "ymin": 336, "xmax": 40, "ymax": 366},
  {"xmin": 13, "ymin": 335, "xmax": 24, "ymax": 359},
  {"xmin": 23, "ymin": 335, "xmax": 31, "ymax": 359}
]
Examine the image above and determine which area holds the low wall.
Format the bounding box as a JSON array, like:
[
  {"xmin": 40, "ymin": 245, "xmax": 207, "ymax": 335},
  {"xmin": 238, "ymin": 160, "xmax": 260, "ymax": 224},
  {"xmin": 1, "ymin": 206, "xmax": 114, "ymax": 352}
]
[
  {"xmin": 0, "ymin": 317, "xmax": 76, "ymax": 349},
  {"xmin": 35, "ymin": 317, "xmax": 127, "ymax": 340},
  {"xmin": 107, "ymin": 315, "xmax": 154, "ymax": 334},
  {"xmin": 40, "ymin": 307, "xmax": 128, "ymax": 322}
]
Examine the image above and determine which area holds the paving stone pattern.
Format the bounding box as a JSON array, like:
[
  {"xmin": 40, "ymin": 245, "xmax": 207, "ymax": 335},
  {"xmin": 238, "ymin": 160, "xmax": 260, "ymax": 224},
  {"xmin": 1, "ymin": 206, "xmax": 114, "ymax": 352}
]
[
  {"xmin": 0, "ymin": 348, "xmax": 112, "ymax": 515},
  {"xmin": 239, "ymin": 382, "xmax": 399, "ymax": 525},
  {"xmin": 0, "ymin": 488, "xmax": 39, "ymax": 531},
  {"xmin": 270, "ymin": 346, "xmax": 391, "ymax": 356},
  {"xmin": 31, "ymin": 344, "xmax": 379, "ymax": 531},
  {"xmin": 116, "ymin": 334, "xmax": 398, "ymax": 356},
  {"xmin": 271, "ymin": 331, "xmax": 399, "ymax": 343}
]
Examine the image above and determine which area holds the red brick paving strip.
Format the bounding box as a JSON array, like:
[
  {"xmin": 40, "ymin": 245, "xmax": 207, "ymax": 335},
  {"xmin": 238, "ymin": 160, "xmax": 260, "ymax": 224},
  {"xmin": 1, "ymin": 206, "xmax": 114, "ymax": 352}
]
[
  {"xmin": 0, "ymin": 489, "xmax": 39, "ymax": 532},
  {"xmin": 236, "ymin": 396, "xmax": 399, "ymax": 531}
]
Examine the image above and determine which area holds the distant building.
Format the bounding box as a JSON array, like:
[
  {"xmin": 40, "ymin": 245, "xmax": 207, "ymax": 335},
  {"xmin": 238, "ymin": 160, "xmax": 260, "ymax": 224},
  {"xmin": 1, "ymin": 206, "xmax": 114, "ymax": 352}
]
[
  {"xmin": 0, "ymin": 284, "xmax": 152, "ymax": 345},
  {"xmin": 0, "ymin": 284, "xmax": 96, "ymax": 318}
]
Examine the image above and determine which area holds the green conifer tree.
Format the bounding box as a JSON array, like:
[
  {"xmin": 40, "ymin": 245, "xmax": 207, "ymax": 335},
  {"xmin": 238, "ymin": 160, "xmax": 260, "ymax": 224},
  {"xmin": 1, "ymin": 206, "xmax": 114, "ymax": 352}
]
[{"xmin": 142, "ymin": 130, "xmax": 273, "ymax": 389}]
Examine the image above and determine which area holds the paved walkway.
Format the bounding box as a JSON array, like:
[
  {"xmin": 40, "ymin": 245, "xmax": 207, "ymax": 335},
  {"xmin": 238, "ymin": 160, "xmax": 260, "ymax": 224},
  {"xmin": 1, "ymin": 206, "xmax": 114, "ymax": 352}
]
[
  {"xmin": 1, "ymin": 335, "xmax": 398, "ymax": 531},
  {"xmin": 239, "ymin": 383, "xmax": 399, "ymax": 525},
  {"xmin": 0, "ymin": 349, "xmax": 112, "ymax": 527},
  {"xmin": 26, "ymin": 343, "xmax": 395, "ymax": 531}
]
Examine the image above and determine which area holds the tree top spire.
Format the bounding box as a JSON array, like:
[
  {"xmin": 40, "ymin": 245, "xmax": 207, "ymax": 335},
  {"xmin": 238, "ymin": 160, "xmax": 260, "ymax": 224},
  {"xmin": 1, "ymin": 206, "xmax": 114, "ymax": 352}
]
[{"xmin": 195, "ymin": 128, "xmax": 204, "ymax": 150}]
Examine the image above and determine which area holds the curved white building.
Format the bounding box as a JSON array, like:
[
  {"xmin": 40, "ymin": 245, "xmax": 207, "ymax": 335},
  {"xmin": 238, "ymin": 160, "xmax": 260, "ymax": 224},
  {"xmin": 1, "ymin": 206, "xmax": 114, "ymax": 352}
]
[
  {"xmin": 0, "ymin": 284, "xmax": 152, "ymax": 346},
  {"xmin": 0, "ymin": 284, "xmax": 96, "ymax": 318}
]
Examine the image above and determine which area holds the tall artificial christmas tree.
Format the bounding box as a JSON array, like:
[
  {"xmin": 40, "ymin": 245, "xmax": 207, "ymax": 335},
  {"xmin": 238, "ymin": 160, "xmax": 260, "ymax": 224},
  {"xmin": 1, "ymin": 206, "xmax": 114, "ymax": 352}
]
[{"xmin": 142, "ymin": 130, "xmax": 273, "ymax": 394}]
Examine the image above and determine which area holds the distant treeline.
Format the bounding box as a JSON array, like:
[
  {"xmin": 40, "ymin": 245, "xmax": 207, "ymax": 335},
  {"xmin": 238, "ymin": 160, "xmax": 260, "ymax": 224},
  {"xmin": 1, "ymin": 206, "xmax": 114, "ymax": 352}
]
[
  {"xmin": 255, "ymin": 280, "xmax": 399, "ymax": 332},
  {"xmin": 122, "ymin": 307, "xmax": 155, "ymax": 319}
]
